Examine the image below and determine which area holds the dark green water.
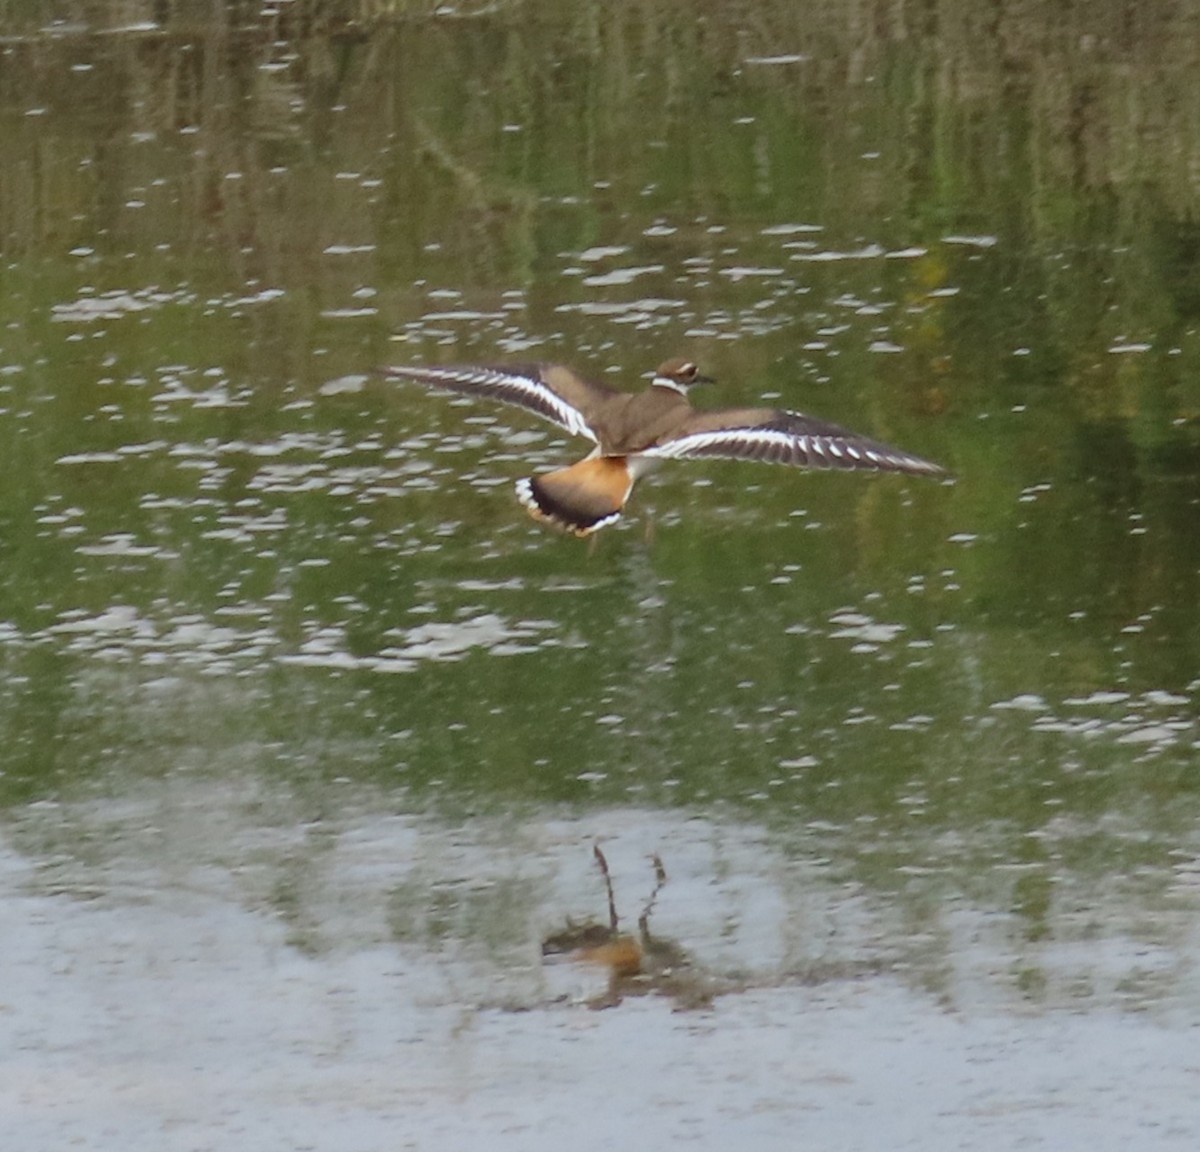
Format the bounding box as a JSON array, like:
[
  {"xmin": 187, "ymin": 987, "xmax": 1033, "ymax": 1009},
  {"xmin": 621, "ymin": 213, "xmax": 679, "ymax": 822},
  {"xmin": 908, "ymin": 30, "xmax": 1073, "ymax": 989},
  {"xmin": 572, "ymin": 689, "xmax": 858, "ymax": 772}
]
[{"xmin": 2, "ymin": 3, "xmax": 1199, "ymax": 1148}]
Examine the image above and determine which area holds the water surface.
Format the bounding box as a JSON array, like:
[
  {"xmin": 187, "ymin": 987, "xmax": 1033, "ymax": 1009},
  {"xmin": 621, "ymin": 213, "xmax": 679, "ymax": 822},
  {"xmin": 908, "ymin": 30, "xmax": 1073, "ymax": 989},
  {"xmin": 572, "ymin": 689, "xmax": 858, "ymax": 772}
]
[{"xmin": 2, "ymin": 3, "xmax": 1200, "ymax": 1148}]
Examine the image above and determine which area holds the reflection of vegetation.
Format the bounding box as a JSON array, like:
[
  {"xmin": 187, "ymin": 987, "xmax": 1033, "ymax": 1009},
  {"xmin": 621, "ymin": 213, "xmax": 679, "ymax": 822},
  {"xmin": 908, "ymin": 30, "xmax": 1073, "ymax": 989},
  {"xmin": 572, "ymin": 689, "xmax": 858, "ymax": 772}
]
[{"xmin": 3, "ymin": 2, "xmax": 1200, "ymax": 936}]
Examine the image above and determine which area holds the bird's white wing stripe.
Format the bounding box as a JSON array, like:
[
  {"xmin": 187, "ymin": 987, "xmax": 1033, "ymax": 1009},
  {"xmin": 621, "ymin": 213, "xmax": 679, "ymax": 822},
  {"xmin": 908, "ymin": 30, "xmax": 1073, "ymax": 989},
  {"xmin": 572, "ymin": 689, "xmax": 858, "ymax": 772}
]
[
  {"xmin": 396, "ymin": 366, "xmax": 598, "ymax": 443},
  {"xmin": 643, "ymin": 426, "xmax": 941, "ymax": 473},
  {"xmin": 643, "ymin": 428, "xmax": 792, "ymax": 459}
]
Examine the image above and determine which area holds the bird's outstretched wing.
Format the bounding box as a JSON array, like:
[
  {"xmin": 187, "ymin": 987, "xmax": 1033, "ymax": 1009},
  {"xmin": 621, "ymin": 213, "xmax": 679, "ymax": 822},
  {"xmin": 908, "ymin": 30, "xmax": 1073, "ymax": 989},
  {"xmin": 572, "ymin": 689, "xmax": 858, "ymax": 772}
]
[
  {"xmin": 643, "ymin": 407, "xmax": 945, "ymax": 476},
  {"xmin": 382, "ymin": 363, "xmax": 621, "ymax": 445}
]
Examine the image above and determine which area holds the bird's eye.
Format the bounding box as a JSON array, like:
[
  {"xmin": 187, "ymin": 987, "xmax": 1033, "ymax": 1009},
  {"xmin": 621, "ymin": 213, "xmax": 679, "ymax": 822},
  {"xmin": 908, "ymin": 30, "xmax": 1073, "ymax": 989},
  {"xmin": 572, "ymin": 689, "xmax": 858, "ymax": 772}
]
[{"xmin": 680, "ymin": 363, "xmax": 696, "ymax": 377}]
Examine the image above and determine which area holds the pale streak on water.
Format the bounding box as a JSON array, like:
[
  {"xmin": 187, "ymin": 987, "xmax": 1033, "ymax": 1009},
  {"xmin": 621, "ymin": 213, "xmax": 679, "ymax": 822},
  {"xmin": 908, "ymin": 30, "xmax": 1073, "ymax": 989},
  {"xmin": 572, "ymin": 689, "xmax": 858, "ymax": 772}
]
[{"xmin": 4, "ymin": 784, "xmax": 1199, "ymax": 1149}]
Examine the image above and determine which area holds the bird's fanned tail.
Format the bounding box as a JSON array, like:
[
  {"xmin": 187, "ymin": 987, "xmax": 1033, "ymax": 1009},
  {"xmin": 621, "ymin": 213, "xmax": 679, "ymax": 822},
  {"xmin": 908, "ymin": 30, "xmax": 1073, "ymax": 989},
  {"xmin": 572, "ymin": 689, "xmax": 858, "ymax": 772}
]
[{"xmin": 515, "ymin": 456, "xmax": 635, "ymax": 537}]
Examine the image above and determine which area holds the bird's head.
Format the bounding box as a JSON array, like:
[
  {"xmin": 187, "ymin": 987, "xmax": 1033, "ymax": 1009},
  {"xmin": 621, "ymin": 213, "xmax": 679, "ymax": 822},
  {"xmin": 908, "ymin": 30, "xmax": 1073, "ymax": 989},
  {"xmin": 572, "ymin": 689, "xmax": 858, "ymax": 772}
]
[{"xmin": 651, "ymin": 358, "xmax": 713, "ymax": 395}]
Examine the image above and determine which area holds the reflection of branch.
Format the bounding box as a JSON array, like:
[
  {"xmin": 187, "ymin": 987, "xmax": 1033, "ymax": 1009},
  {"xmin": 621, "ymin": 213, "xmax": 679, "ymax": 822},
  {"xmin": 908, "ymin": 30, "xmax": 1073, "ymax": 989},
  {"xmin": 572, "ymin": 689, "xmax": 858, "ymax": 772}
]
[
  {"xmin": 638, "ymin": 853, "xmax": 667, "ymax": 938},
  {"xmin": 411, "ymin": 114, "xmax": 496, "ymax": 215},
  {"xmin": 409, "ymin": 112, "xmax": 537, "ymax": 277},
  {"xmin": 593, "ymin": 842, "xmax": 619, "ymax": 933},
  {"xmin": 410, "ymin": 112, "xmax": 537, "ymax": 277}
]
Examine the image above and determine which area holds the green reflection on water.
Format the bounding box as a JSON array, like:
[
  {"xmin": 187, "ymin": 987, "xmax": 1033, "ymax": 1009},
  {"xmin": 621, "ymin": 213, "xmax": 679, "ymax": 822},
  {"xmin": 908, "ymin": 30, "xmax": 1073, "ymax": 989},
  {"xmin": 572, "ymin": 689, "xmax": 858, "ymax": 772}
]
[{"xmin": 1, "ymin": 2, "xmax": 1199, "ymax": 980}]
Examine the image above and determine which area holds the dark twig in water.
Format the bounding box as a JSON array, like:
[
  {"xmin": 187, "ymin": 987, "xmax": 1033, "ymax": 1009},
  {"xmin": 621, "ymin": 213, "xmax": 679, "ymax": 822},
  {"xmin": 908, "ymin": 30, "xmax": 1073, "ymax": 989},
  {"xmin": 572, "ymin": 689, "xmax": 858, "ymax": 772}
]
[
  {"xmin": 638, "ymin": 853, "xmax": 667, "ymax": 938},
  {"xmin": 593, "ymin": 842, "xmax": 620, "ymax": 934}
]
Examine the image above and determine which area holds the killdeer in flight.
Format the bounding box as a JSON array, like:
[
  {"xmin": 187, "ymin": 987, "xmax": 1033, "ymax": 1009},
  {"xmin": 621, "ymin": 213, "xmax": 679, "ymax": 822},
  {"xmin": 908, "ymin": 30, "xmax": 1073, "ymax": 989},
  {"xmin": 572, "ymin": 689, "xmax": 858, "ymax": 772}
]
[{"xmin": 383, "ymin": 357, "xmax": 945, "ymax": 536}]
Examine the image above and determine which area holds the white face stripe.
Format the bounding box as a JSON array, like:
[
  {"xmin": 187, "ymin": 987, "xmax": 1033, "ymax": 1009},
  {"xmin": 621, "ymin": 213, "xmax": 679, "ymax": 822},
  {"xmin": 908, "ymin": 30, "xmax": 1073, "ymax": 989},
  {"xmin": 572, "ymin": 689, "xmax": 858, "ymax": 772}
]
[{"xmin": 399, "ymin": 365, "xmax": 598, "ymax": 444}]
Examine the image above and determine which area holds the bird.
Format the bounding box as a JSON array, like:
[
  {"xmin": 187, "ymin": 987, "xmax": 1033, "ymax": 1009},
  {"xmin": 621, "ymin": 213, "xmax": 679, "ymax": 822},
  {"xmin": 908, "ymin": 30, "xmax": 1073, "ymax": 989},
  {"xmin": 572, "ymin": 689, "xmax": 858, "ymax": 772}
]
[{"xmin": 381, "ymin": 357, "xmax": 946, "ymax": 536}]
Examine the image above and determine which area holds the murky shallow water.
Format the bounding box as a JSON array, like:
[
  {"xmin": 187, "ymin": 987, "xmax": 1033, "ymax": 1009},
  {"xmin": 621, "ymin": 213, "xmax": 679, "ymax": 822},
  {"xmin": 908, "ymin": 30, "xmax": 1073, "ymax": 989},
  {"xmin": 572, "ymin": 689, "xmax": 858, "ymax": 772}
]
[
  {"xmin": 5, "ymin": 3, "xmax": 1200, "ymax": 1147},
  {"xmin": 5, "ymin": 782, "xmax": 1200, "ymax": 1150}
]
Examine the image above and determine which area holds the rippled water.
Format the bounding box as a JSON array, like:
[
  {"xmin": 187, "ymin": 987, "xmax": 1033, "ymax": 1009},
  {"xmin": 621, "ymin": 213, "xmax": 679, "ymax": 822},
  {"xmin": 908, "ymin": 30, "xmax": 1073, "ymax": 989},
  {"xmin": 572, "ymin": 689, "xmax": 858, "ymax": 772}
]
[{"xmin": 3, "ymin": 4, "xmax": 1200, "ymax": 1149}]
